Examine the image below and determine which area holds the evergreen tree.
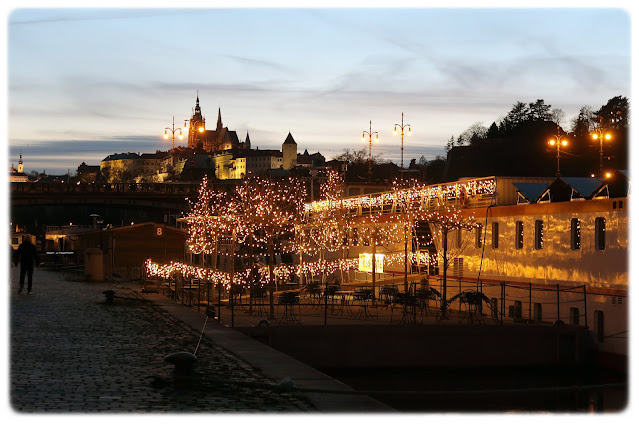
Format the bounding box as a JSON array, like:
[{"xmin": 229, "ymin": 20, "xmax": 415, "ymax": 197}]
[
  {"xmin": 445, "ymin": 135, "xmax": 455, "ymax": 152},
  {"xmin": 505, "ymin": 101, "xmax": 529, "ymax": 127},
  {"xmin": 597, "ymin": 95, "xmax": 629, "ymax": 130},
  {"xmin": 571, "ymin": 105, "xmax": 596, "ymax": 139},
  {"xmin": 486, "ymin": 122, "xmax": 500, "ymax": 138},
  {"xmin": 527, "ymin": 99, "xmax": 552, "ymax": 121}
]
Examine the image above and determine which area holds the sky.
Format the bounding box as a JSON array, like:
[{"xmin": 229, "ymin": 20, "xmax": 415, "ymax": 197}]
[{"xmin": 4, "ymin": 2, "xmax": 633, "ymax": 175}]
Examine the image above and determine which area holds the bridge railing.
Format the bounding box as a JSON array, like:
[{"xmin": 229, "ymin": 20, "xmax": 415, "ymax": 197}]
[{"xmin": 10, "ymin": 181, "xmax": 205, "ymax": 195}]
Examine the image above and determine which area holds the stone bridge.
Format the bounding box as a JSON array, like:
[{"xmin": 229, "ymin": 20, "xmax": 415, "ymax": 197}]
[{"xmin": 10, "ymin": 181, "xmax": 224, "ymax": 211}]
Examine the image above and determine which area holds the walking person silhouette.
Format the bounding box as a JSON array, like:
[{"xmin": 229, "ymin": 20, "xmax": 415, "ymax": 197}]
[{"xmin": 14, "ymin": 234, "xmax": 40, "ymax": 295}]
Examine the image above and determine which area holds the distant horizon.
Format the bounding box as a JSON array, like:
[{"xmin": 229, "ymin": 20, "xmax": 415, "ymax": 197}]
[{"xmin": 8, "ymin": 133, "xmax": 449, "ymax": 176}]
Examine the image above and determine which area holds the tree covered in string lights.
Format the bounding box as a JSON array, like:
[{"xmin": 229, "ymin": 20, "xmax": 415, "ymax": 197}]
[
  {"xmin": 389, "ymin": 178, "xmax": 427, "ymax": 291},
  {"xmin": 297, "ymin": 169, "xmax": 351, "ymax": 283},
  {"xmin": 425, "ymin": 206, "xmax": 478, "ymax": 318},
  {"xmin": 235, "ymin": 174, "xmax": 307, "ymax": 318},
  {"xmin": 185, "ymin": 174, "xmax": 229, "ymax": 260}
]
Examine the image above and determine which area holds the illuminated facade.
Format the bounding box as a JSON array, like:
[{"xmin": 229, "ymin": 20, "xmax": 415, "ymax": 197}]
[
  {"xmin": 9, "ymin": 153, "xmax": 28, "ymax": 182},
  {"xmin": 183, "ymin": 95, "xmax": 299, "ymax": 179},
  {"xmin": 100, "ymin": 151, "xmax": 167, "ymax": 183},
  {"xmin": 146, "ymin": 172, "xmax": 628, "ymax": 361},
  {"xmin": 186, "ymin": 95, "xmax": 247, "ymax": 152}
]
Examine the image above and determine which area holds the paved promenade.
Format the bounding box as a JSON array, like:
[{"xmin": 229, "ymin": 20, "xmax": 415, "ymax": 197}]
[{"xmin": 9, "ymin": 267, "xmax": 373, "ymax": 413}]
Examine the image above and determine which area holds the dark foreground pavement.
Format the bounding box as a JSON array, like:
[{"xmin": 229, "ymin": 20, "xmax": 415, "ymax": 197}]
[{"xmin": 9, "ymin": 268, "xmax": 388, "ymax": 413}]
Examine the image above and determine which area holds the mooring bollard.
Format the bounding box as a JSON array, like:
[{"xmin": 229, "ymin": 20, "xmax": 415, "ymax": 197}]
[
  {"xmin": 102, "ymin": 290, "xmax": 115, "ymax": 304},
  {"xmin": 164, "ymin": 352, "xmax": 198, "ymax": 383},
  {"xmin": 249, "ymin": 319, "xmax": 272, "ymax": 346}
]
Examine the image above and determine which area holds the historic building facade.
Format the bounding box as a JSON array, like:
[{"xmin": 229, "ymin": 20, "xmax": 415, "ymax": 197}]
[
  {"xmin": 186, "ymin": 95, "xmax": 248, "ymax": 152},
  {"xmin": 9, "ymin": 153, "xmax": 28, "ymax": 182}
]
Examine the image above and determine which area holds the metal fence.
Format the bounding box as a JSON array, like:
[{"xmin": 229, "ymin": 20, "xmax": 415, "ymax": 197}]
[{"xmin": 142, "ymin": 267, "xmax": 609, "ymax": 330}]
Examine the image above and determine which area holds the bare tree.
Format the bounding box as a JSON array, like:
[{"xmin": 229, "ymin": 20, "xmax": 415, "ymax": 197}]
[{"xmin": 550, "ymin": 108, "xmax": 566, "ymax": 127}]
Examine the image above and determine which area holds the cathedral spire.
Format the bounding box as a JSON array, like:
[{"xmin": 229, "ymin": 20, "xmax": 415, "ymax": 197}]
[{"xmin": 216, "ymin": 107, "xmax": 222, "ymax": 131}]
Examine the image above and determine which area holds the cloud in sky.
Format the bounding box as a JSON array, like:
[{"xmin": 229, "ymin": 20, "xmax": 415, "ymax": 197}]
[{"xmin": 7, "ymin": 7, "xmax": 631, "ymax": 174}]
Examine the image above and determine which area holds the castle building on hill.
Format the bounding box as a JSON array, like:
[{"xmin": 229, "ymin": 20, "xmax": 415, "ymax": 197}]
[
  {"xmin": 186, "ymin": 95, "xmax": 249, "ymax": 152},
  {"xmin": 99, "ymin": 95, "xmax": 313, "ymax": 182},
  {"xmin": 184, "ymin": 94, "xmax": 299, "ymax": 179}
]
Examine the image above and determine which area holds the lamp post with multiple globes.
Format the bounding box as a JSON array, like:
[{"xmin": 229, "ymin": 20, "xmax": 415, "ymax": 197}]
[
  {"xmin": 361, "ymin": 120, "xmax": 379, "ymax": 183},
  {"xmin": 393, "ymin": 113, "xmax": 412, "ymax": 169},
  {"xmin": 163, "ymin": 116, "xmax": 187, "ymax": 150},
  {"xmin": 591, "ymin": 119, "xmax": 612, "ymax": 176},
  {"xmin": 548, "ymin": 126, "xmax": 568, "ymax": 176}
]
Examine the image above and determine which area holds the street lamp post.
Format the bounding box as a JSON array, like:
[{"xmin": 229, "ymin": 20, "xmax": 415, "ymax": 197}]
[
  {"xmin": 361, "ymin": 120, "xmax": 379, "ymax": 183},
  {"xmin": 548, "ymin": 126, "xmax": 568, "ymax": 176},
  {"xmin": 393, "ymin": 113, "xmax": 412, "ymax": 169},
  {"xmin": 163, "ymin": 116, "xmax": 186, "ymax": 151},
  {"xmin": 90, "ymin": 213, "xmax": 104, "ymax": 249},
  {"xmin": 591, "ymin": 120, "xmax": 612, "ymax": 176}
]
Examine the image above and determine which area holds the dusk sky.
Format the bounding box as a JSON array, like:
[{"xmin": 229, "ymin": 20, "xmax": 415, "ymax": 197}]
[{"xmin": 5, "ymin": 3, "xmax": 632, "ymax": 175}]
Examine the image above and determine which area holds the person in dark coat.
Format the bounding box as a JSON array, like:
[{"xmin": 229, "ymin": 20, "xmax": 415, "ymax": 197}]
[{"xmin": 14, "ymin": 234, "xmax": 40, "ymax": 294}]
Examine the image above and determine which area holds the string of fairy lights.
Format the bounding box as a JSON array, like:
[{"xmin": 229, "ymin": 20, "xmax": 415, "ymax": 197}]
[
  {"xmin": 145, "ymin": 172, "xmax": 491, "ymax": 287},
  {"xmin": 305, "ymin": 176, "xmax": 496, "ymax": 215},
  {"xmin": 145, "ymin": 253, "xmax": 439, "ymax": 290}
]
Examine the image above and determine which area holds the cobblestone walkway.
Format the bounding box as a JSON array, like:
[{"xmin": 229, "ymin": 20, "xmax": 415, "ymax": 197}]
[{"xmin": 10, "ymin": 268, "xmax": 315, "ymax": 413}]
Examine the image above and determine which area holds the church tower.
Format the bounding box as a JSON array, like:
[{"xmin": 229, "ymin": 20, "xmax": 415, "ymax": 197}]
[
  {"xmin": 18, "ymin": 153, "xmax": 24, "ymax": 174},
  {"xmin": 282, "ymin": 132, "xmax": 298, "ymax": 170},
  {"xmin": 216, "ymin": 107, "xmax": 223, "ymax": 131},
  {"xmin": 188, "ymin": 94, "xmax": 206, "ymax": 149}
]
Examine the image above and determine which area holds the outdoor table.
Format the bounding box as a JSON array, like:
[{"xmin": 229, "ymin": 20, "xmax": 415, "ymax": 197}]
[
  {"xmin": 277, "ymin": 291, "xmax": 301, "ymax": 324},
  {"xmin": 323, "ymin": 285, "xmax": 340, "ymax": 310},
  {"xmin": 458, "ymin": 290, "xmax": 486, "ymax": 324},
  {"xmin": 415, "ymin": 288, "xmax": 439, "ymax": 316},
  {"xmin": 352, "ymin": 290, "xmax": 376, "ymax": 320},
  {"xmin": 334, "ymin": 290, "xmax": 354, "ymax": 315},
  {"xmin": 391, "ymin": 292, "xmax": 419, "ymax": 324}
]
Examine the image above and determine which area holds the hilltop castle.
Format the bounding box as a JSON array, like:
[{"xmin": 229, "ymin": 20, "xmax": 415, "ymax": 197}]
[{"xmin": 99, "ymin": 95, "xmax": 326, "ymax": 182}]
